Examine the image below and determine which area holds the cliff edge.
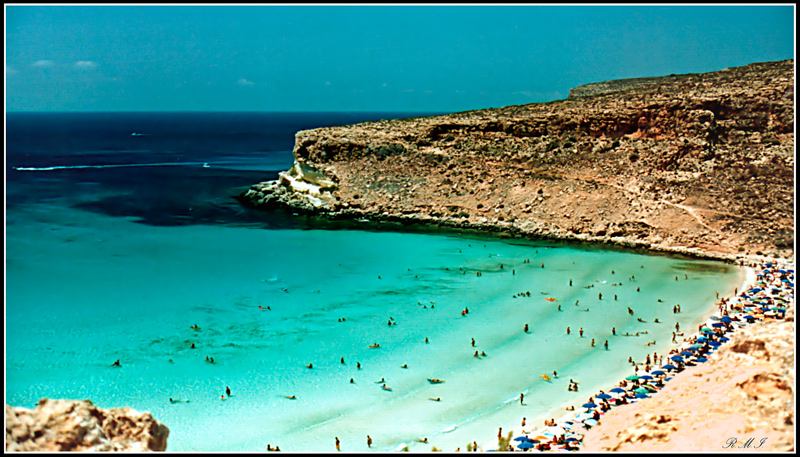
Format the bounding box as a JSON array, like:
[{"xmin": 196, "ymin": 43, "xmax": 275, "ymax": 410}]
[{"xmin": 239, "ymin": 59, "xmax": 794, "ymax": 260}]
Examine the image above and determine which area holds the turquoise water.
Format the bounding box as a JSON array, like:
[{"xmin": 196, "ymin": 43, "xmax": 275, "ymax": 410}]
[{"xmin": 6, "ymin": 200, "xmax": 743, "ymax": 452}]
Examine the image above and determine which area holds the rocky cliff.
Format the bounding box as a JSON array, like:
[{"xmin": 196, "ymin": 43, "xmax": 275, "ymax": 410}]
[
  {"xmin": 239, "ymin": 59, "xmax": 794, "ymax": 260},
  {"xmin": 5, "ymin": 399, "xmax": 169, "ymax": 452}
]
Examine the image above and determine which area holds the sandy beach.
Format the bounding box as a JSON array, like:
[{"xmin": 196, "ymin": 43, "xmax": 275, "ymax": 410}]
[{"xmin": 491, "ymin": 259, "xmax": 793, "ymax": 452}]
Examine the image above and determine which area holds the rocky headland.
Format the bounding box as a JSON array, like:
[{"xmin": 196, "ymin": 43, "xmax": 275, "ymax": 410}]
[
  {"xmin": 5, "ymin": 399, "xmax": 169, "ymax": 452},
  {"xmin": 237, "ymin": 59, "xmax": 795, "ymax": 452},
  {"xmin": 239, "ymin": 59, "xmax": 794, "ymax": 261}
]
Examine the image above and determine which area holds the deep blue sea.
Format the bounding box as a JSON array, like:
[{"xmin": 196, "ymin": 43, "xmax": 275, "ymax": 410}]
[{"xmin": 5, "ymin": 111, "xmax": 744, "ymax": 452}]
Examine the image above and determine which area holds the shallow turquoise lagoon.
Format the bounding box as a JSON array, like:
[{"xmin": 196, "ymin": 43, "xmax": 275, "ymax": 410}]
[{"xmin": 5, "ymin": 203, "xmax": 743, "ymax": 452}]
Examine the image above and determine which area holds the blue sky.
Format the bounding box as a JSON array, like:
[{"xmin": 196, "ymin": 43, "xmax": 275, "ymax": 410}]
[{"xmin": 5, "ymin": 4, "xmax": 795, "ymax": 113}]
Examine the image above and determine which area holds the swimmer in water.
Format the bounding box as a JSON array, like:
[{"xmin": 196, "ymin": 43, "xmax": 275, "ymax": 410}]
[
  {"xmin": 306, "ymin": 363, "xmax": 313, "ymax": 369},
  {"xmin": 429, "ymin": 397, "xmax": 441, "ymax": 402},
  {"xmin": 111, "ymin": 359, "xmax": 121, "ymax": 367}
]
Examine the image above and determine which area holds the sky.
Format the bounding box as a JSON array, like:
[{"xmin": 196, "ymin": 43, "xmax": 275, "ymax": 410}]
[{"xmin": 4, "ymin": 4, "xmax": 795, "ymax": 113}]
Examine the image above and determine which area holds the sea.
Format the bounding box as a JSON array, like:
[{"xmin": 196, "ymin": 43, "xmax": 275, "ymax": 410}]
[{"xmin": 5, "ymin": 111, "xmax": 745, "ymax": 452}]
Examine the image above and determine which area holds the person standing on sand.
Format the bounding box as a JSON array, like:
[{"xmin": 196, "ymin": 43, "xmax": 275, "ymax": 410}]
[{"xmin": 335, "ymin": 437, "xmax": 340, "ymax": 451}]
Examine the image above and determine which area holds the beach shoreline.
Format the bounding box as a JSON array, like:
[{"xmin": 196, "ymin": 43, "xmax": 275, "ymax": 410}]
[
  {"xmin": 470, "ymin": 263, "xmax": 761, "ymax": 452},
  {"xmin": 492, "ymin": 258, "xmax": 793, "ymax": 452}
]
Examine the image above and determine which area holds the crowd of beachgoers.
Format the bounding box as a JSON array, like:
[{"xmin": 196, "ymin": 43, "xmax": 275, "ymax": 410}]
[{"xmin": 505, "ymin": 259, "xmax": 794, "ymax": 452}]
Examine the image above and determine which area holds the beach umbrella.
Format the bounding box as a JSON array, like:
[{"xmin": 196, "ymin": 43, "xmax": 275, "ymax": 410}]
[
  {"xmin": 702, "ymin": 328, "xmax": 715, "ymax": 334},
  {"xmin": 670, "ymin": 355, "xmax": 684, "ymax": 362},
  {"xmin": 690, "ymin": 343, "xmax": 704, "ymax": 349},
  {"xmin": 639, "ymin": 375, "xmax": 654, "ymax": 380},
  {"xmin": 596, "ymin": 393, "xmax": 612, "ymax": 400},
  {"xmin": 742, "ymin": 315, "xmax": 756, "ymax": 321},
  {"xmin": 662, "ymin": 364, "xmax": 677, "ymax": 370},
  {"xmin": 514, "ymin": 436, "xmax": 533, "ymax": 442},
  {"xmin": 609, "ymin": 387, "xmax": 626, "ymax": 393},
  {"xmin": 695, "ymin": 357, "xmax": 708, "ymax": 363},
  {"xmin": 635, "ymin": 393, "xmax": 650, "ymax": 399},
  {"xmin": 720, "ymin": 316, "xmax": 732, "ymax": 323},
  {"xmin": 651, "ymin": 370, "xmax": 666, "ymax": 376},
  {"xmin": 634, "ymin": 387, "xmax": 649, "ymax": 394},
  {"xmin": 517, "ymin": 441, "xmax": 534, "ymax": 450},
  {"xmin": 583, "ymin": 419, "xmax": 598, "ymax": 427},
  {"xmin": 719, "ymin": 336, "xmax": 730, "ymax": 342},
  {"xmin": 582, "ymin": 402, "xmax": 597, "ymax": 409},
  {"xmin": 711, "ymin": 322, "xmax": 725, "ymax": 327},
  {"xmin": 696, "ymin": 337, "xmax": 708, "ymax": 342},
  {"xmin": 625, "ymin": 375, "xmax": 640, "ymax": 381},
  {"xmin": 680, "ymin": 351, "xmax": 694, "ymax": 357},
  {"xmin": 708, "ymin": 341, "xmax": 721, "ymax": 347},
  {"xmin": 642, "ymin": 384, "xmax": 658, "ymax": 392}
]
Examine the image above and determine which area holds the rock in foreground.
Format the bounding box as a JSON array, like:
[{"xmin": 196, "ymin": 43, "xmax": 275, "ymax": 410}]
[{"xmin": 5, "ymin": 399, "xmax": 169, "ymax": 452}]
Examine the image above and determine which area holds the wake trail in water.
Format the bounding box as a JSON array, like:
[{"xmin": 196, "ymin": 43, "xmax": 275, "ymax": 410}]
[{"xmin": 13, "ymin": 162, "xmax": 212, "ymax": 171}]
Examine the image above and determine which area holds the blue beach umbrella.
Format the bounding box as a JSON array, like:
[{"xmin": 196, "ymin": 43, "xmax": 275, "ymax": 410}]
[
  {"xmin": 651, "ymin": 370, "xmax": 666, "ymax": 376},
  {"xmin": 711, "ymin": 322, "xmax": 725, "ymax": 327},
  {"xmin": 517, "ymin": 441, "xmax": 534, "ymax": 449},
  {"xmin": 639, "ymin": 375, "xmax": 654, "ymax": 380},
  {"xmin": 742, "ymin": 315, "xmax": 756, "ymax": 321},
  {"xmin": 695, "ymin": 357, "xmax": 708, "ymax": 363},
  {"xmin": 514, "ymin": 436, "xmax": 533, "ymax": 442},
  {"xmin": 708, "ymin": 341, "xmax": 721, "ymax": 347},
  {"xmin": 582, "ymin": 402, "xmax": 597, "ymax": 409},
  {"xmin": 696, "ymin": 337, "xmax": 708, "ymax": 342},
  {"xmin": 670, "ymin": 355, "xmax": 684, "ymax": 362},
  {"xmin": 680, "ymin": 351, "xmax": 694, "ymax": 357},
  {"xmin": 596, "ymin": 393, "xmax": 612, "ymax": 400},
  {"xmin": 662, "ymin": 364, "xmax": 677, "ymax": 370},
  {"xmin": 720, "ymin": 337, "xmax": 730, "ymax": 342},
  {"xmin": 635, "ymin": 393, "xmax": 650, "ymax": 399},
  {"xmin": 720, "ymin": 316, "xmax": 732, "ymax": 323},
  {"xmin": 609, "ymin": 387, "xmax": 626, "ymax": 393}
]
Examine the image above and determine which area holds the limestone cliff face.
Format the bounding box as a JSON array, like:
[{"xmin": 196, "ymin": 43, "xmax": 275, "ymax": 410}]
[
  {"xmin": 5, "ymin": 399, "xmax": 170, "ymax": 452},
  {"xmin": 239, "ymin": 59, "xmax": 794, "ymax": 260}
]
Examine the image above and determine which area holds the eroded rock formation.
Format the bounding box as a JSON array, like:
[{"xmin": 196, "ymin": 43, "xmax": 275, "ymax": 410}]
[
  {"xmin": 5, "ymin": 399, "xmax": 169, "ymax": 452},
  {"xmin": 239, "ymin": 59, "xmax": 794, "ymax": 260}
]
